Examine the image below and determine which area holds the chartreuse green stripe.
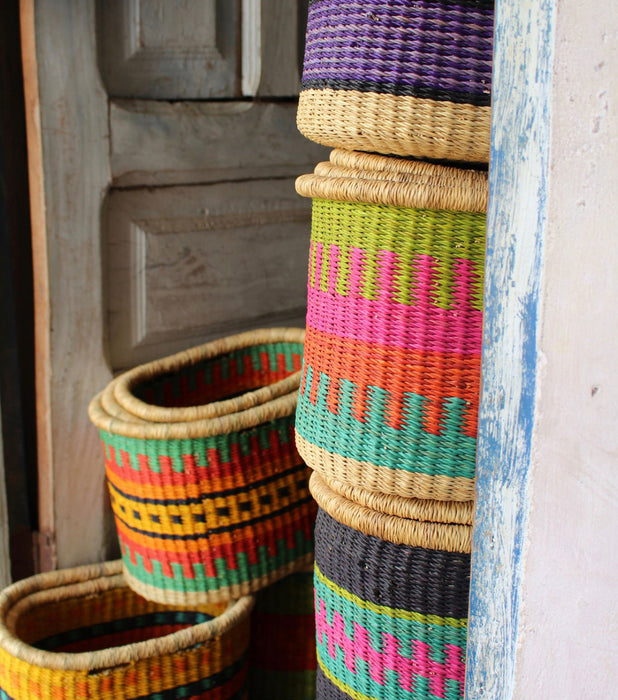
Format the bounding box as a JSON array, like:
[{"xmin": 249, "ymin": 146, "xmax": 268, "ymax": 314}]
[
  {"xmin": 315, "ymin": 564, "xmax": 467, "ymax": 633},
  {"xmin": 297, "ymin": 370, "xmax": 477, "ymax": 478},
  {"xmin": 122, "ymin": 532, "xmax": 313, "ymax": 593},
  {"xmin": 311, "ymin": 199, "xmax": 486, "ymax": 310},
  {"xmin": 99, "ymin": 413, "xmax": 295, "ymax": 473}
]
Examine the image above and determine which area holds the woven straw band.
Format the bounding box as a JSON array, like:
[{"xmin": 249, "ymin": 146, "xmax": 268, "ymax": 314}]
[
  {"xmin": 114, "ymin": 328, "xmax": 305, "ymax": 424},
  {"xmin": 310, "ymin": 473, "xmax": 471, "ymax": 553},
  {"xmin": 295, "ymin": 163, "xmax": 486, "ymax": 502},
  {"xmin": 323, "ymin": 475, "xmax": 474, "ymax": 526},
  {"xmin": 88, "ymin": 330, "xmax": 316, "ymax": 606},
  {"xmin": 313, "ymin": 506, "xmax": 470, "ymax": 700},
  {"xmin": 297, "ymin": 0, "xmax": 493, "ymax": 162},
  {"xmin": 0, "ymin": 560, "xmax": 253, "ymax": 699},
  {"xmin": 249, "ymin": 572, "xmax": 317, "ymax": 700}
]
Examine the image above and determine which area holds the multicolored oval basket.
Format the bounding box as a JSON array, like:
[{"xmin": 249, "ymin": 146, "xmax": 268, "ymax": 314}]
[
  {"xmin": 88, "ymin": 329, "xmax": 317, "ymax": 606},
  {"xmin": 249, "ymin": 569, "xmax": 317, "ymax": 700},
  {"xmin": 310, "ymin": 472, "xmax": 472, "ymax": 700},
  {"xmin": 0, "ymin": 560, "xmax": 253, "ymax": 700},
  {"xmin": 295, "ymin": 150, "xmax": 488, "ymax": 502},
  {"xmin": 297, "ymin": 0, "xmax": 494, "ymax": 162}
]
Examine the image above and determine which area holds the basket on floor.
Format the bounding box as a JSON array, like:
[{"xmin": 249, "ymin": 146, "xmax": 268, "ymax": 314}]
[
  {"xmin": 310, "ymin": 473, "xmax": 471, "ymax": 700},
  {"xmin": 297, "ymin": 0, "xmax": 494, "ymax": 162},
  {"xmin": 249, "ymin": 569, "xmax": 317, "ymax": 700},
  {"xmin": 295, "ymin": 151, "xmax": 487, "ymax": 502},
  {"xmin": 0, "ymin": 560, "xmax": 253, "ymax": 700},
  {"xmin": 88, "ymin": 328, "xmax": 317, "ymax": 606}
]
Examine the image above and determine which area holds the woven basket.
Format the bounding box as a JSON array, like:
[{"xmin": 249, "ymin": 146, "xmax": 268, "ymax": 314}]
[
  {"xmin": 310, "ymin": 473, "xmax": 471, "ymax": 700},
  {"xmin": 295, "ymin": 151, "xmax": 487, "ymax": 502},
  {"xmin": 249, "ymin": 569, "xmax": 317, "ymax": 700},
  {"xmin": 297, "ymin": 0, "xmax": 494, "ymax": 162},
  {"xmin": 88, "ymin": 329, "xmax": 317, "ymax": 606},
  {"xmin": 0, "ymin": 560, "xmax": 253, "ymax": 700}
]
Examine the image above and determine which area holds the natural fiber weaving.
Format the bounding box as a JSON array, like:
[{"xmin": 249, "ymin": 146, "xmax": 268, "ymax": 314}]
[
  {"xmin": 295, "ymin": 153, "xmax": 487, "ymax": 501},
  {"xmin": 89, "ymin": 329, "xmax": 316, "ymax": 606},
  {"xmin": 297, "ymin": 0, "xmax": 494, "ymax": 162},
  {"xmin": 0, "ymin": 560, "xmax": 253, "ymax": 699},
  {"xmin": 311, "ymin": 473, "xmax": 471, "ymax": 699}
]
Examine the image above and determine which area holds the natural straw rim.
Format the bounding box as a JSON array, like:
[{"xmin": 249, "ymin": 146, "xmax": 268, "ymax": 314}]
[
  {"xmin": 329, "ymin": 148, "xmax": 489, "ymax": 178},
  {"xmin": 0, "ymin": 560, "xmax": 254, "ymax": 672},
  {"xmin": 295, "ymin": 151, "xmax": 488, "ymax": 212},
  {"xmin": 323, "ymin": 475, "xmax": 475, "ymax": 526},
  {"xmin": 113, "ymin": 328, "xmax": 305, "ymax": 424},
  {"xmin": 89, "ymin": 384, "xmax": 299, "ymax": 440},
  {"xmin": 309, "ymin": 473, "xmax": 472, "ymax": 553}
]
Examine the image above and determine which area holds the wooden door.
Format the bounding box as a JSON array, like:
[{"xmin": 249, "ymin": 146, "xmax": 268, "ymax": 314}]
[{"xmin": 21, "ymin": 0, "xmax": 326, "ymax": 569}]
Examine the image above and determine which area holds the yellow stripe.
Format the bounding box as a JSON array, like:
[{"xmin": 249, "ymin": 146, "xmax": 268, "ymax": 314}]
[
  {"xmin": 314, "ymin": 563, "xmax": 467, "ymax": 629},
  {"xmin": 318, "ymin": 655, "xmax": 381, "ymax": 700}
]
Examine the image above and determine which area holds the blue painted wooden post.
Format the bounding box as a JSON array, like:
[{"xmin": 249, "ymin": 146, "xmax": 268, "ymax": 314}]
[{"xmin": 465, "ymin": 1, "xmax": 556, "ymax": 698}]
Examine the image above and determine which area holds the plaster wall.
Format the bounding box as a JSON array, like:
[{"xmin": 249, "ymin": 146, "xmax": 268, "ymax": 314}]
[{"xmin": 514, "ymin": 1, "xmax": 618, "ymax": 696}]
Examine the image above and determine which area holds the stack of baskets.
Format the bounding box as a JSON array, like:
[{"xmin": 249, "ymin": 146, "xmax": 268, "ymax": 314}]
[
  {"xmin": 295, "ymin": 1, "xmax": 493, "ymax": 697},
  {"xmin": 0, "ymin": 328, "xmax": 319, "ymax": 699}
]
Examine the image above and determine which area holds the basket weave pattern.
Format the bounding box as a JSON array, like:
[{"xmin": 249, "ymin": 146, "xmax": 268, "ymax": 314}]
[
  {"xmin": 89, "ymin": 330, "xmax": 316, "ymax": 605},
  {"xmin": 295, "ymin": 187, "xmax": 486, "ymax": 501},
  {"xmin": 0, "ymin": 562, "xmax": 252, "ymax": 700},
  {"xmin": 313, "ymin": 505, "xmax": 470, "ymax": 700},
  {"xmin": 298, "ymin": 0, "xmax": 494, "ymax": 161}
]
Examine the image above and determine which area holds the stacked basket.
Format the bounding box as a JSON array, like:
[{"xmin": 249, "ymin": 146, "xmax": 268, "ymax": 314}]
[
  {"xmin": 295, "ymin": 2, "xmax": 493, "ymax": 697},
  {"xmin": 0, "ymin": 328, "xmax": 319, "ymax": 699}
]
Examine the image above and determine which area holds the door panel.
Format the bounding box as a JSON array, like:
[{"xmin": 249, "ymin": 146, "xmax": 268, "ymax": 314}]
[
  {"xmin": 110, "ymin": 99, "xmax": 322, "ymax": 186},
  {"xmin": 105, "ymin": 179, "xmax": 311, "ymax": 369},
  {"xmin": 23, "ymin": 0, "xmax": 326, "ymax": 568},
  {"xmin": 97, "ymin": 0, "xmax": 241, "ymax": 98}
]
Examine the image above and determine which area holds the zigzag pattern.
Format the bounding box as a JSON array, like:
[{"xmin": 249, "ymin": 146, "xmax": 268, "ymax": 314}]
[
  {"xmin": 102, "ymin": 416, "xmax": 296, "ymax": 480},
  {"xmin": 138, "ymin": 342, "xmax": 303, "ymax": 409},
  {"xmin": 297, "ymin": 364, "xmax": 477, "ymax": 479},
  {"xmin": 315, "ymin": 595, "xmax": 465, "ymax": 699}
]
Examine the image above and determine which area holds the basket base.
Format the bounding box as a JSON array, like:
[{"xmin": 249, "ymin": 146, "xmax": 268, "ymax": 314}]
[{"xmin": 122, "ymin": 553, "xmax": 315, "ymax": 606}]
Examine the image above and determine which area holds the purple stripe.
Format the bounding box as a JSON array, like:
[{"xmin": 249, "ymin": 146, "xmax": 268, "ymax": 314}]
[{"xmin": 303, "ymin": 0, "xmax": 494, "ymax": 94}]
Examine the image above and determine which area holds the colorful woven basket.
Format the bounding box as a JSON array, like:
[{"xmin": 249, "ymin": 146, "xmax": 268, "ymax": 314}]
[
  {"xmin": 297, "ymin": 0, "xmax": 494, "ymax": 162},
  {"xmin": 88, "ymin": 329, "xmax": 317, "ymax": 606},
  {"xmin": 310, "ymin": 473, "xmax": 471, "ymax": 700},
  {"xmin": 295, "ymin": 151, "xmax": 488, "ymax": 502},
  {"xmin": 0, "ymin": 560, "xmax": 253, "ymax": 700},
  {"xmin": 249, "ymin": 569, "xmax": 317, "ymax": 699}
]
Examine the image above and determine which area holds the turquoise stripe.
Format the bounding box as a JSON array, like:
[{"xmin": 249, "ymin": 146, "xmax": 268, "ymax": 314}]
[
  {"xmin": 316, "ymin": 577, "xmax": 466, "ymax": 700},
  {"xmin": 314, "ymin": 575, "xmax": 467, "ymax": 658},
  {"xmin": 123, "ymin": 531, "xmax": 313, "ymax": 593},
  {"xmin": 296, "ymin": 369, "xmax": 477, "ymax": 478},
  {"xmin": 100, "ymin": 412, "xmax": 295, "ymax": 473}
]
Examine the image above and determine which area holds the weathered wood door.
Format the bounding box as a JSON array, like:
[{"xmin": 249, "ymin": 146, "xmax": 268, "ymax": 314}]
[{"xmin": 21, "ymin": 0, "xmax": 325, "ymax": 569}]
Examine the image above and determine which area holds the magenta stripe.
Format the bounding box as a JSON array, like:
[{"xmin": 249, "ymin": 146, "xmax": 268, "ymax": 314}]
[{"xmin": 306, "ymin": 285, "xmax": 482, "ymax": 355}]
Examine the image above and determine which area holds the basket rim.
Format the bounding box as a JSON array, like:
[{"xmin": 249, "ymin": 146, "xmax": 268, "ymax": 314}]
[
  {"xmin": 0, "ymin": 560, "xmax": 254, "ymax": 672},
  {"xmin": 310, "ymin": 472, "xmax": 472, "ymax": 553},
  {"xmin": 113, "ymin": 327, "xmax": 305, "ymax": 424},
  {"xmin": 89, "ymin": 385, "xmax": 299, "ymax": 440},
  {"xmin": 323, "ymin": 475, "xmax": 475, "ymax": 526},
  {"xmin": 295, "ymin": 150, "xmax": 488, "ymax": 212}
]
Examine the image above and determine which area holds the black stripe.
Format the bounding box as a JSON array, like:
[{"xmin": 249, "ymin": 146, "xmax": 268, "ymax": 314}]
[
  {"xmin": 130, "ymin": 653, "xmax": 248, "ymax": 700},
  {"xmin": 109, "ymin": 461, "xmax": 307, "ymax": 507},
  {"xmin": 34, "ymin": 610, "xmax": 214, "ymax": 651},
  {"xmin": 315, "ymin": 666, "xmax": 350, "ymax": 700},
  {"xmin": 116, "ymin": 496, "xmax": 315, "ymax": 541},
  {"xmin": 315, "ymin": 509, "xmax": 470, "ymax": 619},
  {"xmin": 301, "ymin": 78, "xmax": 491, "ymax": 107}
]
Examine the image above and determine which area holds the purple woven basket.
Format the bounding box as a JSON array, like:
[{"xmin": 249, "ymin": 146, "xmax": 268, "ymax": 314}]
[{"xmin": 297, "ymin": 0, "xmax": 494, "ymax": 162}]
